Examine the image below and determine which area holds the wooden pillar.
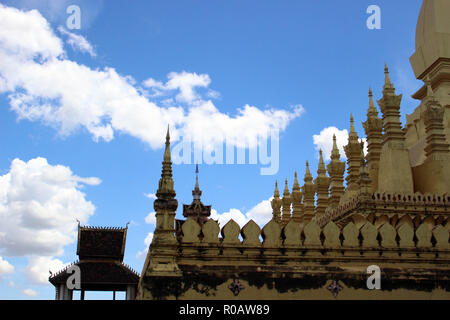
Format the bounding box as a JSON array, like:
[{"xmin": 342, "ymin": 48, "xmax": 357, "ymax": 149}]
[
  {"xmin": 58, "ymin": 284, "xmax": 73, "ymax": 300},
  {"xmin": 126, "ymin": 285, "xmax": 136, "ymax": 300}
]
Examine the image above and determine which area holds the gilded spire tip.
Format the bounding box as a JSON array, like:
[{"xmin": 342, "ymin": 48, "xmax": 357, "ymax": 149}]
[
  {"xmin": 331, "ymin": 133, "xmax": 340, "ymax": 160},
  {"xmin": 274, "ymin": 180, "xmax": 280, "ymax": 198},
  {"xmin": 383, "ymin": 64, "xmax": 394, "ymax": 90}
]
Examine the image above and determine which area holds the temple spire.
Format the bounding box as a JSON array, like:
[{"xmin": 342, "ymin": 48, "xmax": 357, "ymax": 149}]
[
  {"xmin": 157, "ymin": 125, "xmax": 176, "ymax": 199},
  {"xmin": 317, "ymin": 150, "xmax": 326, "ymax": 175},
  {"xmin": 343, "ymin": 114, "xmax": 362, "ymax": 201},
  {"xmin": 302, "ymin": 161, "xmax": 315, "ymax": 223},
  {"xmin": 367, "ymin": 88, "xmax": 378, "ymax": 117},
  {"xmin": 291, "ymin": 171, "xmax": 303, "ymax": 223},
  {"xmin": 350, "ymin": 114, "xmax": 356, "ymax": 135},
  {"xmin": 183, "ymin": 163, "xmax": 211, "ymax": 223},
  {"xmin": 164, "ymin": 125, "xmax": 171, "ymax": 162},
  {"xmin": 377, "ymin": 64, "xmax": 414, "ymax": 194},
  {"xmin": 293, "ymin": 171, "xmax": 300, "ymax": 190},
  {"xmin": 193, "ymin": 163, "xmax": 201, "ymax": 200},
  {"xmin": 383, "ymin": 64, "xmax": 394, "ymax": 91},
  {"xmin": 281, "ymin": 178, "xmax": 292, "ymax": 226},
  {"xmin": 363, "ymin": 88, "xmax": 383, "ymax": 193},
  {"xmin": 330, "ymin": 134, "xmax": 340, "ymax": 160},
  {"xmin": 274, "ymin": 181, "xmax": 280, "ymax": 198},
  {"xmin": 327, "ymin": 135, "xmax": 346, "ymax": 208},
  {"xmin": 271, "ymin": 181, "xmax": 282, "ymax": 223},
  {"xmin": 314, "ymin": 150, "xmax": 330, "ymax": 217}
]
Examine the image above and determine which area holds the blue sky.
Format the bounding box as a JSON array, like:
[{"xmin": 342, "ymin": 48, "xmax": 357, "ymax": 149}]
[{"xmin": 0, "ymin": 0, "xmax": 423, "ymax": 299}]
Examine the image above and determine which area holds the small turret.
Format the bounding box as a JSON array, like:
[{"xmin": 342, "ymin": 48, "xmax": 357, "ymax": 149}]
[
  {"xmin": 271, "ymin": 181, "xmax": 282, "ymax": 223},
  {"xmin": 302, "ymin": 161, "xmax": 315, "ymax": 223},
  {"xmin": 314, "ymin": 150, "xmax": 330, "ymax": 217},
  {"xmin": 291, "ymin": 172, "xmax": 304, "ymax": 224},
  {"xmin": 327, "ymin": 135, "xmax": 345, "ymax": 208},
  {"xmin": 363, "ymin": 88, "xmax": 383, "ymax": 192},
  {"xmin": 281, "ymin": 179, "xmax": 292, "ymax": 226}
]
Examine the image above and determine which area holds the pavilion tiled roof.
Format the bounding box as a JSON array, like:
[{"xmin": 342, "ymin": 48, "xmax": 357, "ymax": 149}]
[{"xmin": 76, "ymin": 226, "xmax": 127, "ymax": 261}]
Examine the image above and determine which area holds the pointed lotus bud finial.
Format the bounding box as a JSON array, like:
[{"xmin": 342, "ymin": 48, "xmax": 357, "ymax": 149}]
[
  {"xmin": 293, "ymin": 171, "xmax": 300, "ymax": 190},
  {"xmin": 331, "ymin": 134, "xmax": 340, "ymax": 160},
  {"xmin": 318, "ymin": 149, "xmax": 326, "ymax": 173},
  {"xmin": 367, "ymin": 87, "xmax": 379, "ymax": 117},
  {"xmin": 304, "ymin": 161, "xmax": 312, "ymax": 182},
  {"xmin": 283, "ymin": 178, "xmax": 290, "ymax": 196},
  {"xmin": 383, "ymin": 64, "xmax": 394, "ymax": 90},
  {"xmin": 274, "ymin": 181, "xmax": 280, "ymax": 198},
  {"xmin": 192, "ymin": 163, "xmax": 202, "ymax": 201},
  {"xmin": 164, "ymin": 125, "xmax": 171, "ymax": 162},
  {"xmin": 350, "ymin": 113, "xmax": 356, "ymax": 133},
  {"xmin": 195, "ymin": 163, "xmax": 199, "ymax": 189}
]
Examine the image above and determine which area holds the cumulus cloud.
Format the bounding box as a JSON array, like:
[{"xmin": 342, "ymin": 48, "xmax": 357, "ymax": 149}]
[
  {"xmin": 25, "ymin": 256, "xmax": 68, "ymax": 285},
  {"xmin": 313, "ymin": 126, "xmax": 367, "ymax": 161},
  {"xmin": 144, "ymin": 193, "xmax": 157, "ymax": 200},
  {"xmin": 0, "ymin": 157, "xmax": 99, "ymax": 286},
  {"xmin": 144, "ymin": 71, "xmax": 212, "ymax": 103},
  {"xmin": 144, "ymin": 212, "xmax": 156, "ymax": 225},
  {"xmin": 58, "ymin": 26, "xmax": 96, "ymax": 57},
  {"xmin": 313, "ymin": 127, "xmax": 349, "ymax": 161},
  {"xmin": 136, "ymin": 232, "xmax": 153, "ymax": 260},
  {"xmin": 210, "ymin": 197, "xmax": 273, "ymax": 228},
  {"xmin": 23, "ymin": 288, "xmax": 38, "ymax": 297},
  {"xmin": 0, "ymin": 256, "xmax": 14, "ymax": 277},
  {"xmin": 0, "ymin": 157, "xmax": 98, "ymax": 257},
  {"xmin": 0, "ymin": 4, "xmax": 304, "ymax": 152}
]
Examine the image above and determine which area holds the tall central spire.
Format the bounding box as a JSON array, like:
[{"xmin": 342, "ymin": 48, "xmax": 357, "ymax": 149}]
[{"xmin": 156, "ymin": 125, "xmax": 176, "ymax": 200}]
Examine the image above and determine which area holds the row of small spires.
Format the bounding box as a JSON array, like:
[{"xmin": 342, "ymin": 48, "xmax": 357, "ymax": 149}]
[{"xmin": 154, "ymin": 65, "xmax": 448, "ymax": 227}]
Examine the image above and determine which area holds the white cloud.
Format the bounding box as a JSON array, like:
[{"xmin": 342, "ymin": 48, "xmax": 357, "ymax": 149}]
[
  {"xmin": 144, "ymin": 193, "xmax": 157, "ymax": 200},
  {"xmin": 25, "ymin": 256, "xmax": 68, "ymax": 285},
  {"xmin": 313, "ymin": 127, "xmax": 349, "ymax": 161},
  {"xmin": 0, "ymin": 157, "xmax": 98, "ymax": 285},
  {"xmin": 23, "ymin": 288, "xmax": 38, "ymax": 297},
  {"xmin": 211, "ymin": 208, "xmax": 249, "ymax": 228},
  {"xmin": 136, "ymin": 232, "xmax": 153, "ymax": 260},
  {"xmin": 0, "ymin": 256, "xmax": 14, "ymax": 276},
  {"xmin": 246, "ymin": 199, "xmax": 273, "ymax": 226},
  {"xmin": 210, "ymin": 197, "xmax": 273, "ymax": 229},
  {"xmin": 143, "ymin": 71, "xmax": 212, "ymax": 103},
  {"xmin": 144, "ymin": 212, "xmax": 156, "ymax": 225},
  {"xmin": 0, "ymin": 4, "xmax": 304, "ymax": 152},
  {"xmin": 58, "ymin": 26, "xmax": 96, "ymax": 57},
  {"xmin": 313, "ymin": 126, "xmax": 367, "ymax": 161},
  {"xmin": 0, "ymin": 157, "xmax": 98, "ymax": 258}
]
